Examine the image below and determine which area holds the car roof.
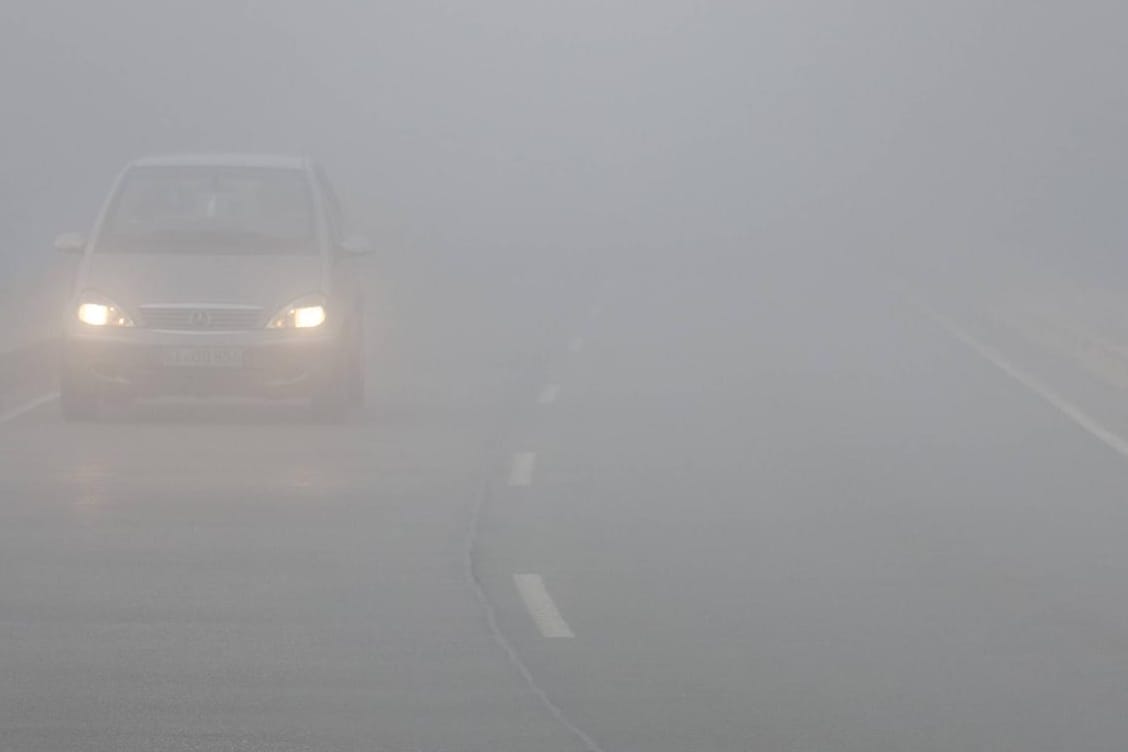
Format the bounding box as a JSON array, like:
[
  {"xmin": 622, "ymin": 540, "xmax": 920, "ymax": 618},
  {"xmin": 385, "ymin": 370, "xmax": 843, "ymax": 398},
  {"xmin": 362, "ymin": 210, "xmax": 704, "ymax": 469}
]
[{"xmin": 130, "ymin": 154, "xmax": 311, "ymax": 171}]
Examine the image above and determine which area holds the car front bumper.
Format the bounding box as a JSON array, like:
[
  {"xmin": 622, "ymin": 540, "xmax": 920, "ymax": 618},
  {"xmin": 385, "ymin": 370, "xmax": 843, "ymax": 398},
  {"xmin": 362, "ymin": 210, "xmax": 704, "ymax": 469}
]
[{"xmin": 63, "ymin": 329, "xmax": 344, "ymax": 399}]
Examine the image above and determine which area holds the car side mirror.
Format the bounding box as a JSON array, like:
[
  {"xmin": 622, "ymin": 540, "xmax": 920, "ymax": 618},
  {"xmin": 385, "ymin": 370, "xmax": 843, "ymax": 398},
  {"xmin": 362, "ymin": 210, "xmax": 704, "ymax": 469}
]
[
  {"xmin": 54, "ymin": 232, "xmax": 87, "ymax": 254},
  {"xmin": 338, "ymin": 235, "xmax": 374, "ymax": 257}
]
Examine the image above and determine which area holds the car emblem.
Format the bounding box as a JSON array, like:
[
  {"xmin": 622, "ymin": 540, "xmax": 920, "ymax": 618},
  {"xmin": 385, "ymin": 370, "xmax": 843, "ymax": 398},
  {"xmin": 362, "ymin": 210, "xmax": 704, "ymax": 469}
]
[{"xmin": 190, "ymin": 310, "xmax": 211, "ymax": 329}]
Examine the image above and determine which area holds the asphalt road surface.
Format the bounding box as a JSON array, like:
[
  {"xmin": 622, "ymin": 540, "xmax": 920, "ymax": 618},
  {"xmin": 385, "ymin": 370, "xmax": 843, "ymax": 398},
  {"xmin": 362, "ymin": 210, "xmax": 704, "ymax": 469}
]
[{"xmin": 4, "ymin": 253, "xmax": 1128, "ymax": 752}]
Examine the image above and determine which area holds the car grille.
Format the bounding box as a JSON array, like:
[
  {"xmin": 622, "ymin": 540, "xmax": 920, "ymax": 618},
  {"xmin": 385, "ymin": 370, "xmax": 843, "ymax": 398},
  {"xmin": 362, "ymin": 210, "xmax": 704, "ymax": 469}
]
[{"xmin": 138, "ymin": 306, "xmax": 264, "ymax": 331}]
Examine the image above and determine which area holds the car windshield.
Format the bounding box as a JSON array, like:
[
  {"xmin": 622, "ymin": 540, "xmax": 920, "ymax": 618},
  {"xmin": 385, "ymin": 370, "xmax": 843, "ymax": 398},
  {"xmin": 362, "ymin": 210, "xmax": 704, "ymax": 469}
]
[{"xmin": 97, "ymin": 167, "xmax": 314, "ymax": 254}]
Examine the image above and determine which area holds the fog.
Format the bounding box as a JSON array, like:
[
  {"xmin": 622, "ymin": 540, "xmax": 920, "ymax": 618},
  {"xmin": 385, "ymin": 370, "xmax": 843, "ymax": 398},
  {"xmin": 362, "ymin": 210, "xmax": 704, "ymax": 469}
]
[
  {"xmin": 8, "ymin": 2, "xmax": 1127, "ymax": 275},
  {"xmin": 4, "ymin": 2, "xmax": 1128, "ymax": 751}
]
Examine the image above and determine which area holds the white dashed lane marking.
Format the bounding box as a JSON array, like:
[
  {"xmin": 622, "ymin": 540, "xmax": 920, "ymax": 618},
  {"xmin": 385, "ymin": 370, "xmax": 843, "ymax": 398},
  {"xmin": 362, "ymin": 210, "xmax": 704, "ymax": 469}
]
[
  {"xmin": 508, "ymin": 451, "xmax": 536, "ymax": 487},
  {"xmin": 513, "ymin": 574, "xmax": 575, "ymax": 638},
  {"xmin": 537, "ymin": 384, "xmax": 560, "ymax": 405}
]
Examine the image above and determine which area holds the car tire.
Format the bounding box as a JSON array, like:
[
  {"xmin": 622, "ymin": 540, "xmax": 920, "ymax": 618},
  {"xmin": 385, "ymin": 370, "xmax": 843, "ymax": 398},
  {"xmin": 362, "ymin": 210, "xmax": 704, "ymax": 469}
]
[
  {"xmin": 348, "ymin": 321, "xmax": 366, "ymax": 408},
  {"xmin": 310, "ymin": 350, "xmax": 349, "ymax": 423},
  {"xmin": 60, "ymin": 368, "xmax": 101, "ymax": 422}
]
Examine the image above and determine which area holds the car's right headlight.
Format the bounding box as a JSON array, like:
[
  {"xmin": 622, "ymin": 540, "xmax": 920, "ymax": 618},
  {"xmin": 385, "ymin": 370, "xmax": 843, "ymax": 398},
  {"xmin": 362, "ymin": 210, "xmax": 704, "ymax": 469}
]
[
  {"xmin": 76, "ymin": 296, "xmax": 134, "ymax": 327},
  {"xmin": 267, "ymin": 296, "xmax": 328, "ymax": 329}
]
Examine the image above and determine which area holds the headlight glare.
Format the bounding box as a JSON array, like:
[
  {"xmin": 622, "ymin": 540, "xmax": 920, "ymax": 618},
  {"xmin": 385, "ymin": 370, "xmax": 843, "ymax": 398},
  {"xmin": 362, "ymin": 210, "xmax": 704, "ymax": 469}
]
[
  {"xmin": 77, "ymin": 299, "xmax": 133, "ymax": 327},
  {"xmin": 292, "ymin": 305, "xmax": 327, "ymax": 329},
  {"xmin": 268, "ymin": 299, "xmax": 327, "ymax": 329},
  {"xmin": 78, "ymin": 303, "xmax": 109, "ymax": 326}
]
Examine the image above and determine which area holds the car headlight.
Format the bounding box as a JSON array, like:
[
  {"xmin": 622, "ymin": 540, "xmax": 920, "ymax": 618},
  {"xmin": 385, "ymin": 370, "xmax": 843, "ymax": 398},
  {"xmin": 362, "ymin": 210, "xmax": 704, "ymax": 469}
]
[
  {"xmin": 267, "ymin": 296, "xmax": 327, "ymax": 329},
  {"xmin": 76, "ymin": 297, "xmax": 134, "ymax": 327}
]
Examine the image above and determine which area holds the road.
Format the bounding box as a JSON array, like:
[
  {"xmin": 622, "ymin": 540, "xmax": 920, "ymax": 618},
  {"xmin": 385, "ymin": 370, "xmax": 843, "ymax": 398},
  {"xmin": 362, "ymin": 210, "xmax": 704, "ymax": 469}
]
[{"xmin": 4, "ymin": 252, "xmax": 1128, "ymax": 751}]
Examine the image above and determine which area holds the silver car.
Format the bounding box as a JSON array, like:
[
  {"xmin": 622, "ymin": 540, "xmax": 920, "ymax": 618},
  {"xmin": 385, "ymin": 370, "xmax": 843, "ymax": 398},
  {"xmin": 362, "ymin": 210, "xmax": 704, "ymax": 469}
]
[{"xmin": 55, "ymin": 154, "xmax": 371, "ymax": 421}]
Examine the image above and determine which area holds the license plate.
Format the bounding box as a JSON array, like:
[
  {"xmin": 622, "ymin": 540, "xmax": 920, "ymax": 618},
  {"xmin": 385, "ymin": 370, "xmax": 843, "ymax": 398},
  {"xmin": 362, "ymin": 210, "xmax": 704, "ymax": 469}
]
[{"xmin": 161, "ymin": 347, "xmax": 245, "ymax": 368}]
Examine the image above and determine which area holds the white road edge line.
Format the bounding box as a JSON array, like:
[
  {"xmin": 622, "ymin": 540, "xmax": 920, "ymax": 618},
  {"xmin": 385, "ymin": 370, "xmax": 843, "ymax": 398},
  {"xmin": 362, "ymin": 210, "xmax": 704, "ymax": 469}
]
[
  {"xmin": 513, "ymin": 573, "xmax": 575, "ymax": 638},
  {"xmin": 568, "ymin": 336, "xmax": 585, "ymax": 353},
  {"xmin": 0, "ymin": 392, "xmax": 59, "ymax": 425},
  {"xmin": 902, "ymin": 290, "xmax": 1128, "ymax": 462},
  {"xmin": 508, "ymin": 451, "xmax": 537, "ymax": 487},
  {"xmin": 537, "ymin": 384, "xmax": 561, "ymax": 405}
]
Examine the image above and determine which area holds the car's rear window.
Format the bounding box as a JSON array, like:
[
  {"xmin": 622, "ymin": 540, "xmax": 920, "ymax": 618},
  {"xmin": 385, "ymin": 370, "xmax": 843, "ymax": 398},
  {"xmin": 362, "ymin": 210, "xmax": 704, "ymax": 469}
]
[{"xmin": 96, "ymin": 167, "xmax": 315, "ymax": 254}]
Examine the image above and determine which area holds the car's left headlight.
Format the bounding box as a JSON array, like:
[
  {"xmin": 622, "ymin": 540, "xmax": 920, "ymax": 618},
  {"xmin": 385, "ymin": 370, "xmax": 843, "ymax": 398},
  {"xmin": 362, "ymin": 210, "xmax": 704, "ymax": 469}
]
[
  {"xmin": 267, "ymin": 296, "xmax": 327, "ymax": 329},
  {"xmin": 76, "ymin": 296, "xmax": 134, "ymax": 327}
]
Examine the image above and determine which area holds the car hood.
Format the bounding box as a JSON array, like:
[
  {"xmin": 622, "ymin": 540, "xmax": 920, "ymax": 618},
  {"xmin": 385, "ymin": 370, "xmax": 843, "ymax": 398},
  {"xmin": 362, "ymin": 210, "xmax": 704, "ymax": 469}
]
[{"xmin": 77, "ymin": 253, "xmax": 327, "ymax": 312}]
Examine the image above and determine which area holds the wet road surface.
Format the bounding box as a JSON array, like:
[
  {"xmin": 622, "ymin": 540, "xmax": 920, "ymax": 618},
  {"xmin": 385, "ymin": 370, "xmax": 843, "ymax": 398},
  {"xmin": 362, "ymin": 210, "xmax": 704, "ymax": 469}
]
[{"xmin": 5, "ymin": 254, "xmax": 1128, "ymax": 751}]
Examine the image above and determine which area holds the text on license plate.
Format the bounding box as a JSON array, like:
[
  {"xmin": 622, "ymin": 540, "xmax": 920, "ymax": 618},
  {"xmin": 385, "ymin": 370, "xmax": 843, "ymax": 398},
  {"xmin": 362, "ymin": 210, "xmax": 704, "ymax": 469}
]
[{"xmin": 161, "ymin": 347, "xmax": 245, "ymax": 368}]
